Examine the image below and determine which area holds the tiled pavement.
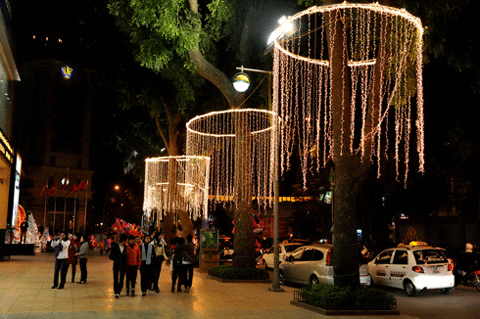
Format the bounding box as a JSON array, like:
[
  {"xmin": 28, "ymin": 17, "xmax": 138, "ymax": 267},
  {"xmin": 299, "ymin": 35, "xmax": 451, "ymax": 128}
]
[{"xmin": 0, "ymin": 251, "xmax": 416, "ymax": 319}]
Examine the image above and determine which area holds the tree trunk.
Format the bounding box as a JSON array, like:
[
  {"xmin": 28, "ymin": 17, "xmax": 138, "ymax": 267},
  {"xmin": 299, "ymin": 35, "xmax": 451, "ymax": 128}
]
[
  {"xmin": 327, "ymin": 2, "xmax": 388, "ymax": 286},
  {"xmin": 156, "ymin": 107, "xmax": 194, "ymax": 244},
  {"xmin": 327, "ymin": 7, "xmax": 368, "ymax": 287},
  {"xmin": 232, "ymin": 113, "xmax": 255, "ymax": 268}
]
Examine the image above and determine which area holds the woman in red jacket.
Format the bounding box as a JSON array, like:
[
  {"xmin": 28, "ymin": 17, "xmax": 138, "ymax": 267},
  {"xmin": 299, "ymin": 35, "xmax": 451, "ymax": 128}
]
[
  {"xmin": 125, "ymin": 236, "xmax": 141, "ymax": 296},
  {"xmin": 67, "ymin": 234, "xmax": 80, "ymax": 283}
]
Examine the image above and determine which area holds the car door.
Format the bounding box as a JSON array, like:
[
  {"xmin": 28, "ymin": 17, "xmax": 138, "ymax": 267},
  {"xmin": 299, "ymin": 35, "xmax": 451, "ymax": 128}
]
[
  {"xmin": 311, "ymin": 248, "xmax": 333, "ymax": 285},
  {"xmin": 292, "ymin": 248, "xmax": 315, "ymax": 284},
  {"xmin": 370, "ymin": 250, "xmax": 393, "ymax": 286},
  {"xmin": 389, "ymin": 249, "xmax": 409, "ymax": 289},
  {"xmin": 263, "ymin": 246, "xmax": 274, "ymax": 267},
  {"xmin": 282, "ymin": 246, "xmax": 305, "ymax": 281}
]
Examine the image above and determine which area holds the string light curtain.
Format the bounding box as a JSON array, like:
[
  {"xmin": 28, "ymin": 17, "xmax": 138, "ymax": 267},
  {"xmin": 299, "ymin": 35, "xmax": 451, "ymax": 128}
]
[
  {"xmin": 186, "ymin": 109, "xmax": 278, "ymax": 211},
  {"xmin": 143, "ymin": 156, "xmax": 210, "ymax": 220},
  {"xmin": 272, "ymin": 2, "xmax": 424, "ymax": 186}
]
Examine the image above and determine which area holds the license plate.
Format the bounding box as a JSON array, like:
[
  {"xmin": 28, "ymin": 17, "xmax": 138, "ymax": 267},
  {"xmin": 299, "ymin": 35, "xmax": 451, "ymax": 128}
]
[{"xmin": 432, "ymin": 265, "xmax": 443, "ymax": 273}]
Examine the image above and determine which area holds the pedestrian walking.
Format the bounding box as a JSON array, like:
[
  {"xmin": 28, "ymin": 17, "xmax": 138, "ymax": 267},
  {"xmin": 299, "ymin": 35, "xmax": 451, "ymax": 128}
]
[
  {"xmin": 140, "ymin": 235, "xmax": 155, "ymax": 296},
  {"xmin": 68, "ymin": 234, "xmax": 80, "ymax": 283},
  {"xmin": 171, "ymin": 236, "xmax": 185, "ymax": 292},
  {"xmin": 51, "ymin": 232, "xmax": 70, "ymax": 289},
  {"xmin": 151, "ymin": 232, "xmax": 168, "ymax": 293},
  {"xmin": 126, "ymin": 236, "xmax": 141, "ymax": 296},
  {"xmin": 109, "ymin": 234, "xmax": 127, "ymax": 298},
  {"xmin": 76, "ymin": 235, "xmax": 89, "ymax": 284},
  {"xmin": 183, "ymin": 234, "xmax": 196, "ymax": 292}
]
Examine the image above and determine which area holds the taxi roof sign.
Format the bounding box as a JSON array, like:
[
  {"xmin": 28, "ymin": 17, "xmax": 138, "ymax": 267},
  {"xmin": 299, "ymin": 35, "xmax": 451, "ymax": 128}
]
[{"xmin": 408, "ymin": 241, "xmax": 428, "ymax": 247}]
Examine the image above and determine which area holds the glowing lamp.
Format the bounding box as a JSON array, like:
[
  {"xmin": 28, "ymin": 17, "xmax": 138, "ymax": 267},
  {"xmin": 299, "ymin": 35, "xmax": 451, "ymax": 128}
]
[{"xmin": 232, "ymin": 72, "xmax": 250, "ymax": 92}]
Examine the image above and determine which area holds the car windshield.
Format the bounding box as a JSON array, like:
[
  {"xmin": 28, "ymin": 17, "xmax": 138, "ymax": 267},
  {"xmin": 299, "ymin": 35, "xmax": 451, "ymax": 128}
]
[
  {"xmin": 413, "ymin": 249, "xmax": 448, "ymax": 265},
  {"xmin": 285, "ymin": 245, "xmax": 301, "ymax": 252}
]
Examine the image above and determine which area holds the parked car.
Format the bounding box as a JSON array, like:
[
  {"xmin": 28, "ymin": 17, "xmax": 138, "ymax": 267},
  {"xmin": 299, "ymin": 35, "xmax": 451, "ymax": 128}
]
[
  {"xmin": 279, "ymin": 244, "xmax": 371, "ymax": 287},
  {"xmin": 219, "ymin": 235, "xmax": 234, "ymax": 263},
  {"xmin": 368, "ymin": 242, "xmax": 455, "ymax": 296},
  {"xmin": 261, "ymin": 242, "xmax": 305, "ymax": 269}
]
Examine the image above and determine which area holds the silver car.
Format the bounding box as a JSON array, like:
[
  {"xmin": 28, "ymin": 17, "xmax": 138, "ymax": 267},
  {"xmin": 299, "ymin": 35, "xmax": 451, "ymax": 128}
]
[
  {"xmin": 261, "ymin": 242, "xmax": 304, "ymax": 269},
  {"xmin": 279, "ymin": 244, "xmax": 370, "ymax": 287}
]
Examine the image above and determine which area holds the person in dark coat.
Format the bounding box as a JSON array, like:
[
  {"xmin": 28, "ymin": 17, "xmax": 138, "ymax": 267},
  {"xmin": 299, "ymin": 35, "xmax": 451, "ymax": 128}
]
[
  {"xmin": 20, "ymin": 218, "xmax": 28, "ymax": 244},
  {"xmin": 171, "ymin": 237, "xmax": 185, "ymax": 292},
  {"xmin": 110, "ymin": 234, "xmax": 128, "ymax": 298},
  {"xmin": 182, "ymin": 234, "xmax": 196, "ymax": 292}
]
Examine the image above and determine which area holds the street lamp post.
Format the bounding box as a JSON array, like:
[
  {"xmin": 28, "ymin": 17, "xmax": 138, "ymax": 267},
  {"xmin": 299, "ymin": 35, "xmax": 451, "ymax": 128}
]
[
  {"xmin": 230, "ymin": 13, "xmax": 295, "ymax": 293},
  {"xmin": 233, "ymin": 66, "xmax": 282, "ymax": 292}
]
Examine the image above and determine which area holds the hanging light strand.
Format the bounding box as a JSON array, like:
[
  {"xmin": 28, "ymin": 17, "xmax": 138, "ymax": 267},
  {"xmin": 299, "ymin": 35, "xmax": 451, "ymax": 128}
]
[{"xmin": 272, "ymin": 3, "xmax": 425, "ymax": 187}]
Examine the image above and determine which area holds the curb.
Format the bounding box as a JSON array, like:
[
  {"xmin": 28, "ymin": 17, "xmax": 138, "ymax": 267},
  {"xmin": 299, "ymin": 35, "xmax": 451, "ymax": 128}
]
[
  {"xmin": 290, "ymin": 300, "xmax": 400, "ymax": 316},
  {"xmin": 207, "ymin": 275, "xmax": 270, "ymax": 283}
]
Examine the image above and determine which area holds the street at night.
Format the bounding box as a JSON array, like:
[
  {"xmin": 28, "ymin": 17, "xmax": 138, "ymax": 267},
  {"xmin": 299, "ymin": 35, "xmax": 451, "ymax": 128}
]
[{"xmin": 1, "ymin": 1, "xmax": 480, "ymax": 318}]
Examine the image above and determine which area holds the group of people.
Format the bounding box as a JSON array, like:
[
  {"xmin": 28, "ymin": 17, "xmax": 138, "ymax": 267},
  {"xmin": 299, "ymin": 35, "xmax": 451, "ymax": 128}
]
[
  {"xmin": 51, "ymin": 232, "xmax": 89, "ymax": 289},
  {"xmin": 109, "ymin": 231, "xmax": 196, "ymax": 298}
]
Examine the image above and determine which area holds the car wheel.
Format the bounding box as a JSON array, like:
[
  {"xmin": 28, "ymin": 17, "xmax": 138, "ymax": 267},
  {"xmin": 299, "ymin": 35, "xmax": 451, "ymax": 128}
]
[
  {"xmin": 310, "ymin": 275, "xmax": 319, "ymax": 288},
  {"xmin": 404, "ymin": 280, "xmax": 416, "ymax": 297},
  {"xmin": 441, "ymin": 288, "xmax": 452, "ymax": 295},
  {"xmin": 263, "ymin": 259, "xmax": 269, "ymax": 270},
  {"xmin": 279, "ymin": 271, "xmax": 286, "ymax": 285}
]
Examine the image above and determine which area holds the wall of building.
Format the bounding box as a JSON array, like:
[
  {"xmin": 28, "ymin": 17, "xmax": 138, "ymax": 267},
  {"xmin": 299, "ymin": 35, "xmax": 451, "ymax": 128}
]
[
  {"xmin": 0, "ymin": 0, "xmax": 20, "ymax": 260},
  {"xmin": 17, "ymin": 59, "xmax": 93, "ymax": 234}
]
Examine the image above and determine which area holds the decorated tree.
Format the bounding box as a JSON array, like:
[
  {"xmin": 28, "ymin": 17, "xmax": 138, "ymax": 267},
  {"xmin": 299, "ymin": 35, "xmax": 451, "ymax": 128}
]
[{"xmin": 273, "ymin": 1, "xmax": 425, "ymax": 287}]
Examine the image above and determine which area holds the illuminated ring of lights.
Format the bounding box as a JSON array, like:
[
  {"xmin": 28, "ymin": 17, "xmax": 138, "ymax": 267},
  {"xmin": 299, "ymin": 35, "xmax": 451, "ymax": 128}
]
[
  {"xmin": 143, "ymin": 155, "xmax": 210, "ymax": 218},
  {"xmin": 186, "ymin": 108, "xmax": 277, "ymax": 138},
  {"xmin": 145, "ymin": 155, "xmax": 210, "ymax": 163},
  {"xmin": 274, "ymin": 2, "xmax": 424, "ymax": 67}
]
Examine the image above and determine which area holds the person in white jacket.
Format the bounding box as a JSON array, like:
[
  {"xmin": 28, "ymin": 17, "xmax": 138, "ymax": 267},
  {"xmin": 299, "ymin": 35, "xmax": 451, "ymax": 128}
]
[{"xmin": 51, "ymin": 232, "xmax": 70, "ymax": 289}]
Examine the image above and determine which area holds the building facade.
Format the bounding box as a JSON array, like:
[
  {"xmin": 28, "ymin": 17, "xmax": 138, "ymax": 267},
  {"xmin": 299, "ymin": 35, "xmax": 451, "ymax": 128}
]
[
  {"xmin": 0, "ymin": 0, "xmax": 20, "ymax": 260},
  {"xmin": 18, "ymin": 58, "xmax": 93, "ymax": 234}
]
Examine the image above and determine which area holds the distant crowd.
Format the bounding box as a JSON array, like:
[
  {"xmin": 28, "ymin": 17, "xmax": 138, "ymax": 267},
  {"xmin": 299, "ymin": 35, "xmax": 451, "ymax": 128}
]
[{"xmin": 49, "ymin": 230, "xmax": 196, "ymax": 298}]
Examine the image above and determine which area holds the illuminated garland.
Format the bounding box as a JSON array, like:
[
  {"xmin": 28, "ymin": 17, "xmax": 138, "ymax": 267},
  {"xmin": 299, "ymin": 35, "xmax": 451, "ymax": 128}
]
[
  {"xmin": 186, "ymin": 109, "xmax": 278, "ymax": 210},
  {"xmin": 273, "ymin": 2, "xmax": 425, "ymax": 186},
  {"xmin": 143, "ymin": 156, "xmax": 210, "ymax": 220}
]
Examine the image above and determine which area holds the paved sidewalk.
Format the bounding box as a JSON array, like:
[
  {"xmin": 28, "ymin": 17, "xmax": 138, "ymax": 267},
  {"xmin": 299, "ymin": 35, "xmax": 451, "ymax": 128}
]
[{"xmin": 0, "ymin": 251, "xmax": 417, "ymax": 319}]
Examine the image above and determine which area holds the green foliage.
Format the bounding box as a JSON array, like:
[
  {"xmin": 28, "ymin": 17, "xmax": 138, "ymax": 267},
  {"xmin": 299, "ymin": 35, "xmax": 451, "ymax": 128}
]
[
  {"xmin": 353, "ymin": 287, "xmax": 397, "ymax": 310},
  {"xmin": 300, "ymin": 284, "xmax": 396, "ymax": 310},
  {"xmin": 108, "ymin": 0, "xmax": 233, "ymax": 72},
  {"xmin": 301, "ymin": 284, "xmax": 354, "ymax": 310},
  {"xmin": 208, "ymin": 265, "xmax": 270, "ymax": 280},
  {"xmin": 298, "ymin": 0, "xmax": 316, "ymax": 7}
]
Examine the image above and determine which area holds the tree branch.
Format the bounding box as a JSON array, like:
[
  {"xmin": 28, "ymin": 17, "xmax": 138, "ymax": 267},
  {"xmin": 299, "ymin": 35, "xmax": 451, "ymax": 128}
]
[{"xmin": 187, "ymin": 0, "xmax": 244, "ymax": 108}]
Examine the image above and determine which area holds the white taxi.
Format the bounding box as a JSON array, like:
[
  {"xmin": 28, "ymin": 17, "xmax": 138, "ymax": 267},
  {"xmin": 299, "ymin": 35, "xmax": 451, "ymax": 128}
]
[{"xmin": 368, "ymin": 242, "xmax": 455, "ymax": 296}]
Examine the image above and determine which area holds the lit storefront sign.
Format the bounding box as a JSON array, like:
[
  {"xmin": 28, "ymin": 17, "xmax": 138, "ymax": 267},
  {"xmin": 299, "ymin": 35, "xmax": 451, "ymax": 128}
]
[
  {"xmin": 10, "ymin": 154, "xmax": 21, "ymax": 226},
  {"xmin": 0, "ymin": 127, "xmax": 13, "ymax": 164}
]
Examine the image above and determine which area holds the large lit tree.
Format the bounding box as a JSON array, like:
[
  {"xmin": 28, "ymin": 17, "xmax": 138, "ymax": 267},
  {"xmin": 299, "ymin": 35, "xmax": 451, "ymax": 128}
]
[{"xmin": 290, "ymin": 0, "xmax": 425, "ymax": 287}]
